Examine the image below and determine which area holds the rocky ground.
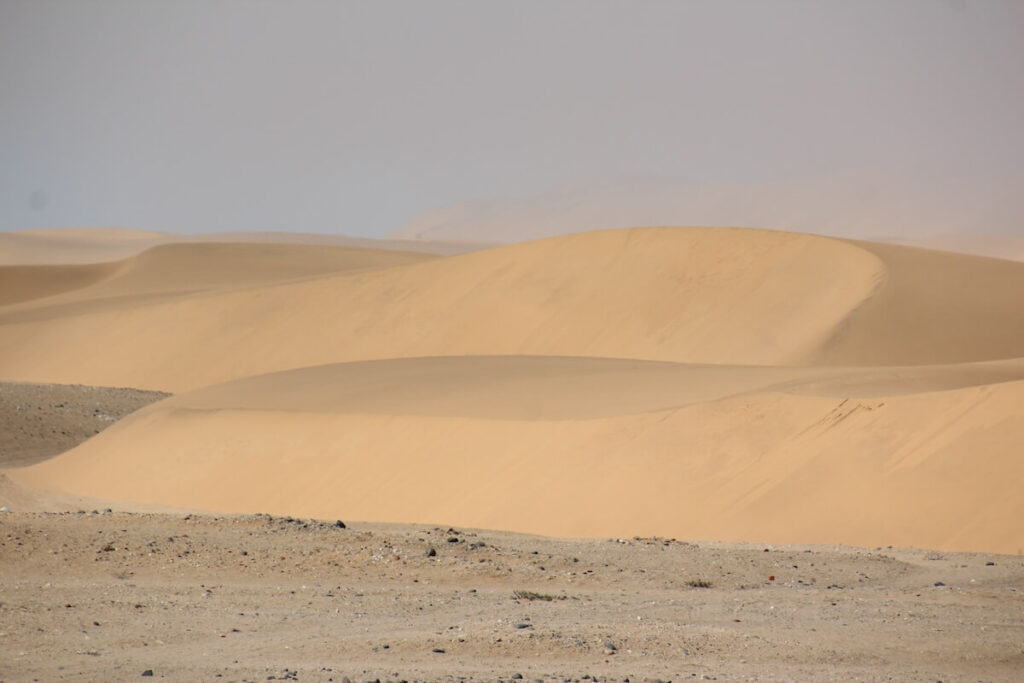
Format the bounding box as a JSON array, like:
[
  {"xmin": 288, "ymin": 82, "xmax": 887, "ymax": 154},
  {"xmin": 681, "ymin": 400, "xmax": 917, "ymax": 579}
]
[
  {"xmin": 1, "ymin": 510, "xmax": 1022, "ymax": 682},
  {"xmin": 0, "ymin": 382, "xmax": 169, "ymax": 469}
]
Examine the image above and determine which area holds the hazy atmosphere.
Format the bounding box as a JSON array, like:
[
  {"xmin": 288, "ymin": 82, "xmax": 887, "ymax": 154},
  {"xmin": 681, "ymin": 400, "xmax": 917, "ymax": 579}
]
[{"xmin": 3, "ymin": 0, "xmax": 1023, "ymax": 238}]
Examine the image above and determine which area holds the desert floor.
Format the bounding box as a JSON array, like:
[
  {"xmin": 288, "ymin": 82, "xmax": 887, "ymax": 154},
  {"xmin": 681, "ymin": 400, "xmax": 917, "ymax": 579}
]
[{"xmin": 2, "ymin": 510, "xmax": 1023, "ymax": 682}]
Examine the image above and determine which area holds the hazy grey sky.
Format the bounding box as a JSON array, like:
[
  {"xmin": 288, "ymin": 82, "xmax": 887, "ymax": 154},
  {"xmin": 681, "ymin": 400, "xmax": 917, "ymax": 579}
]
[{"xmin": 2, "ymin": 0, "xmax": 1022, "ymax": 237}]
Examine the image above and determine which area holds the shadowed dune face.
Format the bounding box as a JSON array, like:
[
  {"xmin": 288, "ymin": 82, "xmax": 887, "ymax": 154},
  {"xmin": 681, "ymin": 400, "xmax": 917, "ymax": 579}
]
[
  {"xmin": 3, "ymin": 226, "xmax": 1024, "ymax": 553},
  {"xmin": 813, "ymin": 241, "xmax": 1024, "ymax": 365},
  {"xmin": 0, "ymin": 261, "xmax": 123, "ymax": 306}
]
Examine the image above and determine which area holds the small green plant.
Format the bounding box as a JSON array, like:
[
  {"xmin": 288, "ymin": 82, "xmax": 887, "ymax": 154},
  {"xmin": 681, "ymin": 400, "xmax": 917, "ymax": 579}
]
[{"xmin": 686, "ymin": 579, "xmax": 712, "ymax": 588}]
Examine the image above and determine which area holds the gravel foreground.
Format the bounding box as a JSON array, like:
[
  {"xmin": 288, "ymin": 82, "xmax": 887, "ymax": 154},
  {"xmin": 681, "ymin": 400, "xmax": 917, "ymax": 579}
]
[{"xmin": 1, "ymin": 511, "xmax": 1021, "ymax": 682}]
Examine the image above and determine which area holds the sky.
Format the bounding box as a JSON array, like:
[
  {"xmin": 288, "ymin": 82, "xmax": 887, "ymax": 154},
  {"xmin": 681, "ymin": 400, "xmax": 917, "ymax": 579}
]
[{"xmin": 1, "ymin": 0, "xmax": 1022, "ymax": 238}]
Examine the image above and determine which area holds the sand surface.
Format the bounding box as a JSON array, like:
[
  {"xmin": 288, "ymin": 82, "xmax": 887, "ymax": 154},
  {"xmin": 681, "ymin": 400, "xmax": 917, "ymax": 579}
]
[
  {"xmin": 2, "ymin": 227, "xmax": 1024, "ymax": 554},
  {"xmin": 0, "ymin": 228, "xmax": 483, "ymax": 266}
]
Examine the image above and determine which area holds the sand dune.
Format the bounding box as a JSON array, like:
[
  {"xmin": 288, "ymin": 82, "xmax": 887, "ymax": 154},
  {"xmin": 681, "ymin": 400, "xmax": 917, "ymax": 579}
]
[
  {"xmin": 3, "ymin": 225, "xmax": 1023, "ymax": 554},
  {"xmin": 0, "ymin": 241, "xmax": 436, "ymax": 322},
  {"xmin": 12, "ymin": 354, "xmax": 1024, "ymax": 553},
  {"xmin": 0, "ymin": 228, "xmax": 169, "ymax": 265},
  {"xmin": 3, "ymin": 227, "xmax": 1024, "ymax": 394},
  {"xmin": 878, "ymin": 233, "xmax": 1024, "ymax": 263},
  {"xmin": 0, "ymin": 261, "xmax": 123, "ymax": 307},
  {"xmin": 814, "ymin": 241, "xmax": 1024, "ymax": 365},
  {"xmin": 0, "ymin": 227, "xmax": 481, "ymax": 266},
  {"xmin": 392, "ymin": 179, "xmax": 1024, "ymax": 245},
  {"xmin": 1, "ymin": 241, "xmax": 435, "ymax": 307},
  {"xmin": 0, "ymin": 228, "xmax": 880, "ymax": 389}
]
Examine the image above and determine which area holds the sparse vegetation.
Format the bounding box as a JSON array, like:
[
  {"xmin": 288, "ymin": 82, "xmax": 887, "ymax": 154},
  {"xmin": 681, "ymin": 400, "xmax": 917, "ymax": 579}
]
[{"xmin": 512, "ymin": 590, "xmax": 566, "ymax": 601}]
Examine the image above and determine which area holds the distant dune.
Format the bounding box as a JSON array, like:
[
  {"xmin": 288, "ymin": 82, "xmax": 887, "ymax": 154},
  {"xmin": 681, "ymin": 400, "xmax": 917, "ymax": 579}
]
[
  {"xmin": 3, "ymin": 226, "xmax": 1023, "ymax": 553},
  {"xmin": 0, "ymin": 227, "xmax": 483, "ymax": 266},
  {"xmin": 392, "ymin": 179, "xmax": 1024, "ymax": 249}
]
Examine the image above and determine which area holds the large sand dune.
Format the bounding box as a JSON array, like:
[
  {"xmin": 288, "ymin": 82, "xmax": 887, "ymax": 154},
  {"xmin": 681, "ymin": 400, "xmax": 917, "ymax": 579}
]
[
  {"xmin": 12, "ymin": 355, "xmax": 1024, "ymax": 553},
  {"xmin": 5, "ymin": 227, "xmax": 1024, "ymax": 393},
  {"xmin": 3, "ymin": 226, "xmax": 1024, "ymax": 553}
]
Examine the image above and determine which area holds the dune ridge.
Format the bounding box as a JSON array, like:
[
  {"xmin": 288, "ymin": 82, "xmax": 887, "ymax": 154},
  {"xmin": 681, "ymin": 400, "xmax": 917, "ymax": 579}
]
[
  {"xmin": 3, "ymin": 226, "xmax": 1023, "ymax": 553},
  {"xmin": 0, "ymin": 227, "xmax": 906, "ymax": 391}
]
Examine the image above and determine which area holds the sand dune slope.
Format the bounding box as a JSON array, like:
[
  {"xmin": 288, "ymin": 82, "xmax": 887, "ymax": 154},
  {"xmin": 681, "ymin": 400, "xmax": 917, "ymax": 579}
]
[
  {"xmin": 4, "ymin": 226, "xmax": 1024, "ymax": 554},
  {"xmin": 12, "ymin": 355, "xmax": 1024, "ymax": 553},
  {"xmin": 0, "ymin": 227, "xmax": 479, "ymax": 266},
  {"xmin": 3, "ymin": 227, "xmax": 1024, "ymax": 393},
  {"xmin": 814, "ymin": 241, "xmax": 1024, "ymax": 365},
  {"xmin": 0, "ymin": 261, "xmax": 122, "ymax": 306},
  {"xmin": 0, "ymin": 228, "xmax": 168, "ymax": 265},
  {"xmin": 0, "ymin": 240, "xmax": 437, "ymax": 327},
  {"xmin": 2, "ymin": 228, "xmax": 885, "ymax": 391}
]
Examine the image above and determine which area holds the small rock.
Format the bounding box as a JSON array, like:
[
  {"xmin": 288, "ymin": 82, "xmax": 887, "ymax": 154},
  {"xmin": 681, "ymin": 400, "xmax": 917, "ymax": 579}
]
[
  {"xmin": 102, "ymin": 508, "xmax": 113, "ymax": 515},
  {"xmin": 446, "ymin": 537, "xmax": 460, "ymax": 543},
  {"xmin": 431, "ymin": 647, "xmax": 446, "ymax": 653},
  {"xmin": 514, "ymin": 622, "xmax": 532, "ymax": 629},
  {"xmin": 985, "ymin": 561, "xmax": 996, "ymax": 566},
  {"xmin": 511, "ymin": 674, "xmax": 523, "ymax": 680},
  {"xmin": 934, "ymin": 581, "xmax": 946, "ymax": 587},
  {"xmin": 426, "ymin": 547, "xmax": 437, "ymax": 557},
  {"xmin": 141, "ymin": 670, "xmax": 153, "ymax": 677},
  {"xmin": 604, "ymin": 641, "xmax": 617, "ymax": 651},
  {"xmin": 0, "ymin": 506, "xmax": 9, "ymax": 513},
  {"xmin": 334, "ymin": 520, "xmax": 346, "ymax": 529}
]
